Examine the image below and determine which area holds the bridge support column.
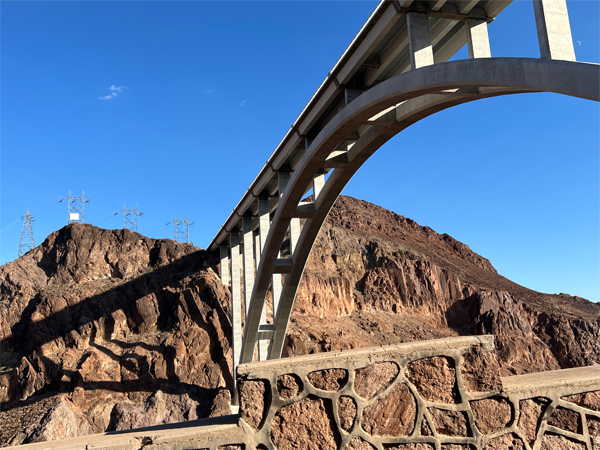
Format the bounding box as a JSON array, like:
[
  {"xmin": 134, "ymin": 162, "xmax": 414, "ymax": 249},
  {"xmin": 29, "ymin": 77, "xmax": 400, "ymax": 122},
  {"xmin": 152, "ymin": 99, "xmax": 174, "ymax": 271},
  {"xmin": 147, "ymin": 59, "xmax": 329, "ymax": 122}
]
[
  {"xmin": 407, "ymin": 12, "xmax": 434, "ymax": 69},
  {"xmin": 466, "ymin": 19, "xmax": 491, "ymax": 58},
  {"xmin": 533, "ymin": 0, "xmax": 575, "ymax": 61},
  {"xmin": 278, "ymin": 171, "xmax": 300, "ymax": 254},
  {"xmin": 229, "ymin": 229, "xmax": 242, "ymax": 403},
  {"xmin": 256, "ymin": 197, "xmax": 270, "ymax": 361},
  {"xmin": 314, "ymin": 172, "xmax": 325, "ymax": 199},
  {"xmin": 219, "ymin": 244, "xmax": 229, "ymax": 286},
  {"xmin": 242, "ymin": 217, "xmax": 255, "ymax": 319}
]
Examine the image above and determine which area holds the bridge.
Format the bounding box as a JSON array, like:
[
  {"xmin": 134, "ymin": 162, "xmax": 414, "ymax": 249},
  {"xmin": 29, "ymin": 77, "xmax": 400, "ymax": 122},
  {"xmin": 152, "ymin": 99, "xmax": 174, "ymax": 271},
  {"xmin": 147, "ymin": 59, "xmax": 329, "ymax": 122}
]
[
  {"xmin": 206, "ymin": 0, "xmax": 600, "ymax": 398},
  {"xmin": 10, "ymin": 1, "xmax": 600, "ymax": 449}
]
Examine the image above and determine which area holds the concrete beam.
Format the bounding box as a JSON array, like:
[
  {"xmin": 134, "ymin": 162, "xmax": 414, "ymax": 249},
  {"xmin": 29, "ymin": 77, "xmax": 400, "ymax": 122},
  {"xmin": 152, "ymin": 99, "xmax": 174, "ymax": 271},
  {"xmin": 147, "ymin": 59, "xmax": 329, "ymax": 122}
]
[
  {"xmin": 533, "ymin": 0, "xmax": 576, "ymax": 61},
  {"xmin": 407, "ymin": 12, "xmax": 434, "ymax": 69},
  {"xmin": 219, "ymin": 244, "xmax": 230, "ymax": 286},
  {"xmin": 274, "ymin": 258, "xmax": 293, "ymax": 273},
  {"xmin": 466, "ymin": 18, "xmax": 491, "ymax": 58},
  {"xmin": 229, "ymin": 230, "xmax": 242, "ymax": 401}
]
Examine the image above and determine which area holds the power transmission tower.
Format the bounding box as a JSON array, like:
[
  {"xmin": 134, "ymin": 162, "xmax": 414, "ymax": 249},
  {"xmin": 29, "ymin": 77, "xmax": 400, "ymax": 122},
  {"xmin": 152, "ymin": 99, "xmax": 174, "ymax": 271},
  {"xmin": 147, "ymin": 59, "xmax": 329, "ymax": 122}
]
[
  {"xmin": 115, "ymin": 204, "xmax": 143, "ymax": 232},
  {"xmin": 60, "ymin": 190, "xmax": 90, "ymax": 224},
  {"xmin": 18, "ymin": 209, "xmax": 35, "ymax": 257},
  {"xmin": 166, "ymin": 214, "xmax": 193, "ymax": 243}
]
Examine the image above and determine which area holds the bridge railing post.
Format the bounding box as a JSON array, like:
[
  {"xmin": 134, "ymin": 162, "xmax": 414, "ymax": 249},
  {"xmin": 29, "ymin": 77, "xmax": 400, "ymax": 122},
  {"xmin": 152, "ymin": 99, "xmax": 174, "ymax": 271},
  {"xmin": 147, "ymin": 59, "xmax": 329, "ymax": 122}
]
[{"xmin": 533, "ymin": 0, "xmax": 576, "ymax": 61}]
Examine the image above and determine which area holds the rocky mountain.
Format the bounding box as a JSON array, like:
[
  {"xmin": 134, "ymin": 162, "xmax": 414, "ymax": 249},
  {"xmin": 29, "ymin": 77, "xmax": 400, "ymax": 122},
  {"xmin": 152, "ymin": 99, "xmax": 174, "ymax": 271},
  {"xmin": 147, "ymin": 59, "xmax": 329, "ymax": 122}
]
[{"xmin": 0, "ymin": 195, "xmax": 598, "ymax": 446}]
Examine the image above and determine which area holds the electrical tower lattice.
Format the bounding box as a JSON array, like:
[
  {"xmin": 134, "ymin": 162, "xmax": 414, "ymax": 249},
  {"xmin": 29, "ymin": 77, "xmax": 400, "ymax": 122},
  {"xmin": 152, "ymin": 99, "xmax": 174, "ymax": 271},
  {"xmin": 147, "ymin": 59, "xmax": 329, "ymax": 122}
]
[
  {"xmin": 115, "ymin": 204, "xmax": 143, "ymax": 232},
  {"xmin": 60, "ymin": 191, "xmax": 90, "ymax": 224},
  {"xmin": 167, "ymin": 215, "xmax": 193, "ymax": 244},
  {"xmin": 18, "ymin": 209, "xmax": 35, "ymax": 257}
]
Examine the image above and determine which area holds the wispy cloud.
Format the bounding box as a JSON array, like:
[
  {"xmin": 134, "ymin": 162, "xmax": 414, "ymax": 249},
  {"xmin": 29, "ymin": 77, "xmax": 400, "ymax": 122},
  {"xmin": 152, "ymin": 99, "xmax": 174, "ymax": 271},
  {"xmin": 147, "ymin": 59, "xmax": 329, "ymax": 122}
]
[
  {"xmin": 205, "ymin": 88, "xmax": 214, "ymax": 94},
  {"xmin": 240, "ymin": 99, "xmax": 248, "ymax": 107},
  {"xmin": 98, "ymin": 85, "xmax": 126, "ymax": 100}
]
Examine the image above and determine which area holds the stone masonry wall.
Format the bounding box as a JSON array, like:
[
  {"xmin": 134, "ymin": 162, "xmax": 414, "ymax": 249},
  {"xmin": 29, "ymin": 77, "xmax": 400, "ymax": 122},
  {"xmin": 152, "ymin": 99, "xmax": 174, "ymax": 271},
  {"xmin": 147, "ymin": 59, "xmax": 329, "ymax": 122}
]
[
  {"xmin": 237, "ymin": 336, "xmax": 600, "ymax": 450},
  {"xmin": 12, "ymin": 335, "xmax": 600, "ymax": 450}
]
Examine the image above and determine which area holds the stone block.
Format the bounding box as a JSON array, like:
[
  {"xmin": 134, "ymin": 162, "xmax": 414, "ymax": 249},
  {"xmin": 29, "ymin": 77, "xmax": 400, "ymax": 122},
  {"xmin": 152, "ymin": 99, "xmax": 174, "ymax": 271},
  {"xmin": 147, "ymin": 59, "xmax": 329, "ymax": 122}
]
[
  {"xmin": 307, "ymin": 368, "xmax": 348, "ymax": 391},
  {"xmin": 483, "ymin": 433, "xmax": 525, "ymax": 450},
  {"xmin": 239, "ymin": 380, "xmax": 266, "ymax": 430},
  {"xmin": 354, "ymin": 362, "xmax": 399, "ymax": 399},
  {"xmin": 548, "ymin": 407, "xmax": 581, "ymax": 433},
  {"xmin": 337, "ymin": 396, "xmax": 357, "ymax": 431},
  {"xmin": 428, "ymin": 408, "xmax": 469, "ymax": 437},
  {"xmin": 406, "ymin": 356, "xmax": 459, "ymax": 404},
  {"xmin": 470, "ymin": 397, "xmax": 512, "ymax": 434},
  {"xmin": 362, "ymin": 383, "xmax": 416, "ymax": 436},
  {"xmin": 540, "ymin": 434, "xmax": 586, "ymax": 450},
  {"xmin": 270, "ymin": 397, "xmax": 338, "ymax": 450},
  {"xmin": 277, "ymin": 374, "xmax": 302, "ymax": 400}
]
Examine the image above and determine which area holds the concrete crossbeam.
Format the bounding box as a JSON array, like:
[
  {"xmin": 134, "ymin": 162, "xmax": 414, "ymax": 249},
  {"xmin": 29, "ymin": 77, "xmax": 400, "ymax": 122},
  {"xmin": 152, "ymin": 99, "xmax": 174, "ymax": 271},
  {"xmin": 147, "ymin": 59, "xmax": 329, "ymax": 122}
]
[
  {"xmin": 407, "ymin": 12, "xmax": 434, "ymax": 69},
  {"xmin": 533, "ymin": 0, "xmax": 576, "ymax": 61},
  {"xmin": 466, "ymin": 18, "xmax": 491, "ymax": 58}
]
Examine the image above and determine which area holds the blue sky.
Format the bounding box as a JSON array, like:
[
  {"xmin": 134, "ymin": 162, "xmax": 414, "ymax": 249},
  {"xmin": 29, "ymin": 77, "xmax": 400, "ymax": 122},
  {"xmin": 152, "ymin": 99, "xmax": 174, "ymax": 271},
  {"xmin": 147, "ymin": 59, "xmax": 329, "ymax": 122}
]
[{"xmin": 1, "ymin": 1, "xmax": 598, "ymax": 302}]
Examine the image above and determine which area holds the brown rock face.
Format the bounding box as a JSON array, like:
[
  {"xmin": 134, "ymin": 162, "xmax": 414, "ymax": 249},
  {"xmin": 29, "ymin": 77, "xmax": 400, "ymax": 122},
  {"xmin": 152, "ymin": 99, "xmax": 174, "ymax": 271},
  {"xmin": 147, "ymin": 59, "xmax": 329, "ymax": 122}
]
[
  {"xmin": 354, "ymin": 362, "xmax": 399, "ymax": 399},
  {"xmin": 0, "ymin": 224, "xmax": 232, "ymax": 446},
  {"xmin": 540, "ymin": 434, "xmax": 586, "ymax": 450},
  {"xmin": 361, "ymin": 383, "xmax": 416, "ymax": 437},
  {"xmin": 276, "ymin": 374, "xmax": 302, "ymax": 400},
  {"xmin": 307, "ymin": 368, "xmax": 347, "ymax": 391},
  {"xmin": 270, "ymin": 397, "xmax": 338, "ymax": 450},
  {"xmin": 239, "ymin": 380, "xmax": 266, "ymax": 430},
  {"xmin": 337, "ymin": 396, "xmax": 357, "ymax": 431},
  {"xmin": 406, "ymin": 356, "xmax": 458, "ymax": 404},
  {"xmin": 428, "ymin": 408, "xmax": 469, "ymax": 437},
  {"xmin": 483, "ymin": 433, "xmax": 525, "ymax": 450},
  {"xmin": 470, "ymin": 397, "xmax": 512, "ymax": 434}
]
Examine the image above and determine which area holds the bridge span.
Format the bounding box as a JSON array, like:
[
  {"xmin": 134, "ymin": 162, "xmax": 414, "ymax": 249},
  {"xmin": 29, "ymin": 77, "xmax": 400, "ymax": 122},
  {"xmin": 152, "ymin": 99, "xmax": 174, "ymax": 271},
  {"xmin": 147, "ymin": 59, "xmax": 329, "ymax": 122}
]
[{"xmin": 206, "ymin": 0, "xmax": 600, "ymax": 398}]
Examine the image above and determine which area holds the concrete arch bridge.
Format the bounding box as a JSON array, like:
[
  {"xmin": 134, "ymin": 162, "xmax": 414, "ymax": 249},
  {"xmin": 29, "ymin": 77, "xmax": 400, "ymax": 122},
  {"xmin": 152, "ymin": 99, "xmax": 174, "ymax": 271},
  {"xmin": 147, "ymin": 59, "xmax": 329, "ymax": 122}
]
[{"xmin": 206, "ymin": 0, "xmax": 600, "ymax": 397}]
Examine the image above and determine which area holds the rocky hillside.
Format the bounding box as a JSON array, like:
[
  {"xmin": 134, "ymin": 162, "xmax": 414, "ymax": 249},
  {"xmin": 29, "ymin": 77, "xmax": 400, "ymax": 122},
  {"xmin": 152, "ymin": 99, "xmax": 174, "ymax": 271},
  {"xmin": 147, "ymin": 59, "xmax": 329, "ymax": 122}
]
[
  {"xmin": 0, "ymin": 225, "xmax": 232, "ymax": 446},
  {"xmin": 0, "ymin": 196, "xmax": 598, "ymax": 446},
  {"xmin": 287, "ymin": 197, "xmax": 600, "ymax": 375}
]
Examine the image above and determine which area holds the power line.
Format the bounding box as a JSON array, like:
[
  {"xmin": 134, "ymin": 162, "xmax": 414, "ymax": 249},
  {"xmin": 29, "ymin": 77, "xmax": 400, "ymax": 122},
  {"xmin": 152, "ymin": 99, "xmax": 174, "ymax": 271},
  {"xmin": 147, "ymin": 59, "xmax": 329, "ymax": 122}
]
[
  {"xmin": 166, "ymin": 214, "xmax": 193, "ymax": 243},
  {"xmin": 18, "ymin": 209, "xmax": 35, "ymax": 257},
  {"xmin": 115, "ymin": 204, "xmax": 143, "ymax": 232},
  {"xmin": 60, "ymin": 190, "xmax": 90, "ymax": 224}
]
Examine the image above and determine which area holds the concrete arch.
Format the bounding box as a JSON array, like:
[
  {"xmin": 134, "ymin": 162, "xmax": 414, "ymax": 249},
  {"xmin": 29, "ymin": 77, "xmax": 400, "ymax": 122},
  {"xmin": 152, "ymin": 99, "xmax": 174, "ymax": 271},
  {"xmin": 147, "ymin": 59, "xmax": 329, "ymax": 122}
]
[{"xmin": 240, "ymin": 57, "xmax": 600, "ymax": 364}]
